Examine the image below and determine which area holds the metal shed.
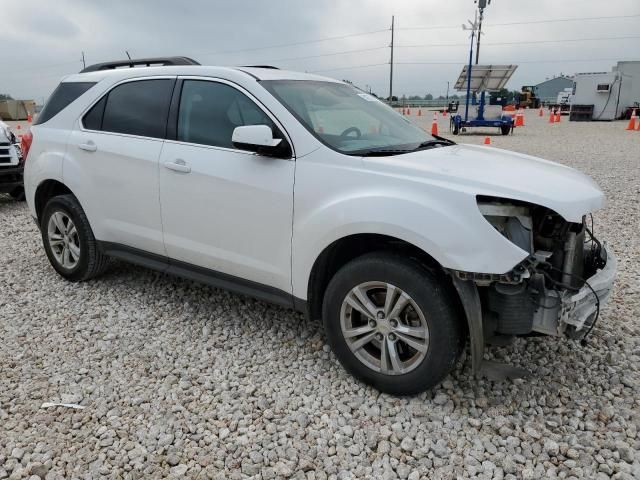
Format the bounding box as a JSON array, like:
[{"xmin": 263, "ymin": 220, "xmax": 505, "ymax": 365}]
[{"xmin": 534, "ymin": 76, "xmax": 574, "ymax": 104}]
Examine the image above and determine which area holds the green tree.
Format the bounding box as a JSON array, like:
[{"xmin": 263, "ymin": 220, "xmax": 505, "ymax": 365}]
[
  {"xmin": 424, "ymin": 94, "xmax": 433, "ymax": 100},
  {"xmin": 0, "ymin": 93, "xmax": 13, "ymax": 101}
]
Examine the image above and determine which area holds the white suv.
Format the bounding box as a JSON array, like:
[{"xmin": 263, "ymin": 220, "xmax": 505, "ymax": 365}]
[{"xmin": 24, "ymin": 57, "xmax": 616, "ymax": 394}]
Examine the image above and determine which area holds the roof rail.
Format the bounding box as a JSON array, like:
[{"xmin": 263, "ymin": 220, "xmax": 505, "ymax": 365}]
[
  {"xmin": 80, "ymin": 56, "xmax": 200, "ymax": 73},
  {"xmin": 239, "ymin": 65, "xmax": 280, "ymax": 70}
]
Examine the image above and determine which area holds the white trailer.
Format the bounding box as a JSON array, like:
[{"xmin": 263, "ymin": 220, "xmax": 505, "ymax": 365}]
[{"xmin": 572, "ymin": 70, "xmax": 633, "ymax": 120}]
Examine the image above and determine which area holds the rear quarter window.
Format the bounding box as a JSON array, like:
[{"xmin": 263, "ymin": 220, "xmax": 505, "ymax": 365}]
[
  {"xmin": 35, "ymin": 82, "xmax": 96, "ymax": 125},
  {"xmin": 83, "ymin": 79, "xmax": 174, "ymax": 139}
]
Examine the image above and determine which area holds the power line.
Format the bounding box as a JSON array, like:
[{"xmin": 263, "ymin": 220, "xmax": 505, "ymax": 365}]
[
  {"xmin": 195, "ymin": 28, "xmax": 389, "ymax": 58},
  {"xmin": 396, "ymin": 57, "xmax": 634, "ymax": 65},
  {"xmin": 263, "ymin": 46, "xmax": 388, "ymax": 64},
  {"xmin": 487, "ymin": 13, "xmax": 640, "ymax": 27},
  {"xmin": 0, "ymin": 61, "xmax": 81, "ymax": 77},
  {"xmin": 309, "ymin": 63, "xmax": 389, "ymax": 73},
  {"xmin": 399, "ymin": 13, "xmax": 640, "ymax": 30},
  {"xmin": 397, "ymin": 34, "xmax": 640, "ymax": 49}
]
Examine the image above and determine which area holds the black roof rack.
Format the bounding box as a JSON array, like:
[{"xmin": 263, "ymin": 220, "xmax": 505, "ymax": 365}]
[
  {"xmin": 80, "ymin": 56, "xmax": 200, "ymax": 73},
  {"xmin": 239, "ymin": 65, "xmax": 280, "ymax": 70}
]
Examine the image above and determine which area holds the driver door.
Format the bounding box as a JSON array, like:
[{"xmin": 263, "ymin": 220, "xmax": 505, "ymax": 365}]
[{"xmin": 158, "ymin": 79, "xmax": 295, "ymax": 295}]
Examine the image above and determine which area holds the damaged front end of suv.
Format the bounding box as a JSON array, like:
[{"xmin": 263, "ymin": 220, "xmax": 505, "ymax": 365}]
[{"xmin": 450, "ymin": 196, "xmax": 616, "ymax": 376}]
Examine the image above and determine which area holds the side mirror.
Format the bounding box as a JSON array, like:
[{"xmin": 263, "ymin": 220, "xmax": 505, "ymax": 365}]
[{"xmin": 232, "ymin": 125, "xmax": 288, "ymax": 157}]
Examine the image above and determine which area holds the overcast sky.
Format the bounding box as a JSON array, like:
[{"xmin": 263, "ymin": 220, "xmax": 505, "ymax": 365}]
[{"xmin": 1, "ymin": 0, "xmax": 638, "ymax": 102}]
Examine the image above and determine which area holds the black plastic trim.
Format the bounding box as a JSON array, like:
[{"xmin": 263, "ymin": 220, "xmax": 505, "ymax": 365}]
[
  {"xmin": 81, "ymin": 56, "xmax": 200, "ymax": 73},
  {"xmin": 97, "ymin": 241, "xmax": 305, "ymax": 311},
  {"xmin": 166, "ymin": 78, "xmax": 183, "ymax": 141}
]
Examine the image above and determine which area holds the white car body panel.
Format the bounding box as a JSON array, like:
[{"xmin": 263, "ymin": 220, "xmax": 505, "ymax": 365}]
[
  {"xmin": 24, "ymin": 65, "xmax": 607, "ymax": 304},
  {"xmin": 159, "ymin": 139, "xmax": 294, "ymax": 292},
  {"xmin": 65, "ymin": 127, "xmax": 166, "ymax": 255},
  {"xmin": 289, "ymin": 144, "xmax": 604, "ymax": 299}
]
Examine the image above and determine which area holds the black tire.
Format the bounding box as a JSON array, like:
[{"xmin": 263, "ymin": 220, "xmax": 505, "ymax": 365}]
[
  {"xmin": 322, "ymin": 252, "xmax": 464, "ymax": 395},
  {"xmin": 9, "ymin": 186, "xmax": 25, "ymax": 201},
  {"xmin": 41, "ymin": 194, "xmax": 109, "ymax": 282},
  {"xmin": 500, "ymin": 125, "xmax": 511, "ymax": 135}
]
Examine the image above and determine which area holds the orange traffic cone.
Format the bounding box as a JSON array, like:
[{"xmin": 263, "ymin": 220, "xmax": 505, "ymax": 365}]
[
  {"xmin": 548, "ymin": 110, "xmax": 556, "ymax": 124},
  {"xmin": 483, "ymin": 136, "xmax": 491, "ymax": 145},
  {"xmin": 555, "ymin": 110, "xmax": 561, "ymax": 122},
  {"xmin": 443, "ymin": 108, "xmax": 448, "ymax": 117},
  {"xmin": 431, "ymin": 113, "xmax": 438, "ymax": 136},
  {"xmin": 625, "ymin": 109, "xmax": 637, "ymax": 130},
  {"xmin": 538, "ymin": 106, "xmax": 544, "ymax": 117},
  {"xmin": 407, "ymin": 107, "xmax": 411, "ymax": 116},
  {"xmin": 514, "ymin": 110, "xmax": 523, "ymax": 127},
  {"xmin": 27, "ymin": 113, "xmax": 33, "ymax": 123},
  {"xmin": 417, "ymin": 108, "xmax": 422, "ymax": 117}
]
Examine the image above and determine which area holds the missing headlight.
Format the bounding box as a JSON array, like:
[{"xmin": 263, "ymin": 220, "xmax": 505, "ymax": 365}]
[{"xmin": 477, "ymin": 198, "xmax": 533, "ymax": 253}]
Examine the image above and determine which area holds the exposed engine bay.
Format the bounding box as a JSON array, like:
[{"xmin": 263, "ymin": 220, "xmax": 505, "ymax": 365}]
[{"xmin": 454, "ymin": 196, "xmax": 616, "ymax": 345}]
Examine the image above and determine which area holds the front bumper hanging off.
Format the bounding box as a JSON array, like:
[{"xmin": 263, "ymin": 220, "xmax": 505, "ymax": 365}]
[
  {"xmin": 533, "ymin": 247, "xmax": 617, "ymax": 339},
  {"xmin": 452, "ymin": 245, "xmax": 617, "ymax": 378}
]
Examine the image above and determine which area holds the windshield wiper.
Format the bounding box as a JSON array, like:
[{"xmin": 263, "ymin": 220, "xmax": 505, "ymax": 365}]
[
  {"xmin": 416, "ymin": 136, "xmax": 456, "ymax": 149},
  {"xmin": 356, "ymin": 148, "xmax": 414, "ymax": 157}
]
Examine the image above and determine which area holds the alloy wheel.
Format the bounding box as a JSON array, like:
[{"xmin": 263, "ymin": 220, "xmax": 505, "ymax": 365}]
[
  {"xmin": 340, "ymin": 281, "xmax": 429, "ymax": 375},
  {"xmin": 47, "ymin": 211, "xmax": 81, "ymax": 269}
]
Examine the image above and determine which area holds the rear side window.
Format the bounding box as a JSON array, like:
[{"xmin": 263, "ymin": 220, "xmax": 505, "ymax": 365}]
[
  {"xmin": 35, "ymin": 82, "xmax": 96, "ymax": 125},
  {"xmin": 83, "ymin": 79, "xmax": 174, "ymax": 139}
]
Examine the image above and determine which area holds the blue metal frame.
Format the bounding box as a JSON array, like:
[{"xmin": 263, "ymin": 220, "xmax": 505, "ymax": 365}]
[{"xmin": 452, "ymin": 22, "xmax": 514, "ymax": 134}]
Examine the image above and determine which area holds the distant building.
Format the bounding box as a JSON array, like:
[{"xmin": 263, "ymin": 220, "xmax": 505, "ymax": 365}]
[{"xmin": 534, "ymin": 76, "xmax": 574, "ymax": 103}]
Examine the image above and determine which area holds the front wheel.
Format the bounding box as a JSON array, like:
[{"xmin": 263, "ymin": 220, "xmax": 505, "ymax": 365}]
[
  {"xmin": 500, "ymin": 125, "xmax": 512, "ymax": 135},
  {"xmin": 322, "ymin": 253, "xmax": 464, "ymax": 395}
]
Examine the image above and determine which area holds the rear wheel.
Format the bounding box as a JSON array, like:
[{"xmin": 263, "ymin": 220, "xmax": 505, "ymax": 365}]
[
  {"xmin": 500, "ymin": 125, "xmax": 512, "ymax": 135},
  {"xmin": 322, "ymin": 253, "xmax": 463, "ymax": 395},
  {"xmin": 41, "ymin": 194, "xmax": 109, "ymax": 282}
]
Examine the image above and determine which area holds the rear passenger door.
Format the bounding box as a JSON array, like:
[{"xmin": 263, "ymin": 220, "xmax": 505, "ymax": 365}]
[
  {"xmin": 66, "ymin": 77, "xmax": 175, "ymax": 256},
  {"xmin": 158, "ymin": 78, "xmax": 295, "ymax": 295}
]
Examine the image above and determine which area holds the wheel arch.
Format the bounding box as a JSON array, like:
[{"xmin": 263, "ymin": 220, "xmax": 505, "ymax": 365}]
[
  {"xmin": 34, "ymin": 179, "xmax": 75, "ymax": 224},
  {"xmin": 304, "ymin": 233, "xmax": 465, "ymax": 326}
]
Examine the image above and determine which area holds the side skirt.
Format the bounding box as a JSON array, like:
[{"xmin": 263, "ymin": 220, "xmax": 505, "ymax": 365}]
[{"xmin": 97, "ymin": 241, "xmax": 306, "ymax": 312}]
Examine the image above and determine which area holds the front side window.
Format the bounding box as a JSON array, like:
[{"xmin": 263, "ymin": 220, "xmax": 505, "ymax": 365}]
[
  {"xmin": 177, "ymin": 80, "xmax": 276, "ymax": 149},
  {"xmin": 83, "ymin": 79, "xmax": 174, "ymax": 139},
  {"xmin": 262, "ymin": 80, "xmax": 440, "ymax": 155}
]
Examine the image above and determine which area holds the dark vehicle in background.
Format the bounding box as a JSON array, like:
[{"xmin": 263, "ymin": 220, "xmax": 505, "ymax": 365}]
[{"xmin": 0, "ymin": 120, "xmax": 26, "ymax": 200}]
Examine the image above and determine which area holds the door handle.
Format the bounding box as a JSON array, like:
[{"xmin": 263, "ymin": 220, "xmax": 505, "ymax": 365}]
[
  {"xmin": 78, "ymin": 141, "xmax": 97, "ymax": 152},
  {"xmin": 164, "ymin": 159, "xmax": 191, "ymax": 173}
]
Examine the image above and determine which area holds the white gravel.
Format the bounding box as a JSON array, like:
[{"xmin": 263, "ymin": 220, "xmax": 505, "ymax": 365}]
[{"xmin": 1, "ymin": 111, "xmax": 639, "ymax": 479}]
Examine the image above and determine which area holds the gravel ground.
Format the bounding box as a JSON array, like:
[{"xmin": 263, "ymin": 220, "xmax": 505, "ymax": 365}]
[{"xmin": 1, "ymin": 111, "xmax": 639, "ymax": 479}]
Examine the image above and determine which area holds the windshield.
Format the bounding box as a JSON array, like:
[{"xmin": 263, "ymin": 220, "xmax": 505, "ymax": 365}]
[{"xmin": 261, "ymin": 80, "xmax": 438, "ymax": 155}]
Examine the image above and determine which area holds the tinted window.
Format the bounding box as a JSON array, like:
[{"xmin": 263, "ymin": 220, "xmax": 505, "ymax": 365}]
[
  {"xmin": 35, "ymin": 82, "xmax": 96, "ymax": 125},
  {"xmin": 82, "ymin": 96, "xmax": 106, "ymax": 130},
  {"xmin": 101, "ymin": 79, "xmax": 174, "ymax": 139},
  {"xmin": 177, "ymin": 80, "xmax": 275, "ymax": 148}
]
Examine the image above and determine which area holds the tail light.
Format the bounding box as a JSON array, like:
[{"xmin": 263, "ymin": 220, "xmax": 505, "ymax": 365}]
[{"xmin": 20, "ymin": 131, "xmax": 33, "ymax": 165}]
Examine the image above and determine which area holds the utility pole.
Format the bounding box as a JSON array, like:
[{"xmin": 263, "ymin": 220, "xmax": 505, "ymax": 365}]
[
  {"xmin": 81, "ymin": 51, "xmax": 86, "ymax": 70},
  {"xmin": 474, "ymin": 0, "xmax": 490, "ymax": 64},
  {"xmin": 389, "ymin": 15, "xmax": 395, "ymax": 102}
]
